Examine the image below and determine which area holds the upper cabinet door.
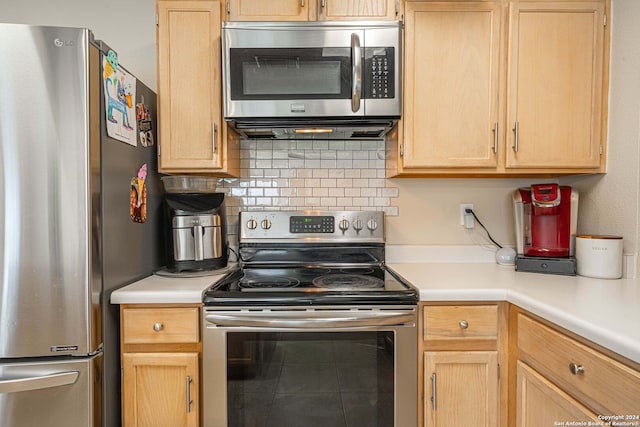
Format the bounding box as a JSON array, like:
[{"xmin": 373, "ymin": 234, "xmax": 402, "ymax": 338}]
[
  {"xmin": 226, "ymin": 0, "xmax": 312, "ymax": 21},
  {"xmin": 402, "ymin": 2, "xmax": 501, "ymax": 170},
  {"xmin": 157, "ymin": 0, "xmax": 228, "ymax": 173},
  {"xmin": 318, "ymin": 0, "xmax": 399, "ymax": 20},
  {"xmin": 506, "ymin": 1, "xmax": 606, "ymax": 169}
]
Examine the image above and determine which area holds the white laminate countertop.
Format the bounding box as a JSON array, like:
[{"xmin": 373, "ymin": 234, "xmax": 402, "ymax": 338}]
[
  {"xmin": 387, "ymin": 262, "xmax": 640, "ymax": 364},
  {"xmin": 110, "ymin": 268, "xmax": 232, "ymax": 304},
  {"xmin": 110, "ymin": 260, "xmax": 640, "ymax": 364}
]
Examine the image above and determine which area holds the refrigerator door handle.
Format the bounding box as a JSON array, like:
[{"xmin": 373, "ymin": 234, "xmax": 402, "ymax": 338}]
[{"xmin": 0, "ymin": 370, "xmax": 79, "ymax": 393}]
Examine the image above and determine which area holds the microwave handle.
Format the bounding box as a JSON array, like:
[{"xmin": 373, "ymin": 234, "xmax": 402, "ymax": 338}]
[{"xmin": 351, "ymin": 33, "xmax": 362, "ymax": 113}]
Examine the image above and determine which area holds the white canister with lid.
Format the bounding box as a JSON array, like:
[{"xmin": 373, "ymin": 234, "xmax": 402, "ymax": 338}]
[{"xmin": 575, "ymin": 235, "xmax": 623, "ymax": 279}]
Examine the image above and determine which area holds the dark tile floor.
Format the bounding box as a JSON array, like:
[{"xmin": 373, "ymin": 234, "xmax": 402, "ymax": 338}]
[{"xmin": 227, "ymin": 332, "xmax": 394, "ymax": 427}]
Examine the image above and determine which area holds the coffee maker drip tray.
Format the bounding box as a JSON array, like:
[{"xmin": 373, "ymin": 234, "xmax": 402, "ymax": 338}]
[{"xmin": 515, "ymin": 255, "xmax": 576, "ymax": 276}]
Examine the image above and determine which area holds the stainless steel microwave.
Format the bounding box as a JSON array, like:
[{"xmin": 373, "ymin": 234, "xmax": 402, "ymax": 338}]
[{"xmin": 221, "ymin": 21, "xmax": 402, "ymax": 138}]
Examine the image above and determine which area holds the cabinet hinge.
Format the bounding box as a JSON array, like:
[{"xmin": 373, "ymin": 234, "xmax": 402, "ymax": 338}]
[
  {"xmin": 603, "ymin": 14, "xmax": 607, "ymax": 27},
  {"xmin": 498, "ymin": 363, "xmax": 501, "ymax": 379},
  {"xmin": 599, "ymin": 144, "xmax": 603, "ymax": 155},
  {"xmin": 227, "ymin": 1, "xmax": 230, "ymax": 14},
  {"xmin": 155, "ymin": 14, "xmax": 159, "ymax": 26},
  {"xmin": 400, "ymin": 144, "xmax": 404, "ymax": 157}
]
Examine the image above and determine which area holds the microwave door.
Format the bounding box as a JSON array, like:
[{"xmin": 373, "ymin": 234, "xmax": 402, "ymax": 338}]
[{"xmin": 223, "ymin": 27, "xmax": 365, "ymax": 118}]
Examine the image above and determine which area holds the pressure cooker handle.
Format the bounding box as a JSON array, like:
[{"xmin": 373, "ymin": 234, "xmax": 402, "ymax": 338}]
[
  {"xmin": 351, "ymin": 33, "xmax": 362, "ymax": 113},
  {"xmin": 205, "ymin": 311, "xmax": 415, "ymax": 329},
  {"xmin": 193, "ymin": 225, "xmax": 204, "ymax": 261}
]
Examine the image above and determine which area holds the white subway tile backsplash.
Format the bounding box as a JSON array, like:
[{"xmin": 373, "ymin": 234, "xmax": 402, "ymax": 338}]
[
  {"xmin": 328, "ymin": 188, "xmax": 345, "ymax": 197},
  {"xmin": 337, "ymin": 159, "xmax": 353, "ymax": 168},
  {"xmin": 312, "ymin": 169, "xmax": 329, "ymax": 178},
  {"xmin": 313, "ymin": 187, "xmax": 329, "ymax": 197},
  {"xmin": 353, "ymin": 159, "xmax": 369, "ymax": 168},
  {"xmin": 304, "ymin": 178, "xmax": 321, "ymax": 187},
  {"xmin": 344, "ymin": 188, "xmax": 361, "ymax": 197},
  {"xmin": 361, "ymin": 188, "xmax": 377, "ymax": 197},
  {"xmin": 320, "ymin": 159, "xmax": 338, "ymax": 169},
  {"xmin": 345, "ymin": 169, "xmax": 361, "ymax": 178},
  {"xmin": 218, "ymin": 139, "xmax": 400, "ymax": 235},
  {"xmin": 321, "ymin": 178, "xmax": 337, "ymax": 187}
]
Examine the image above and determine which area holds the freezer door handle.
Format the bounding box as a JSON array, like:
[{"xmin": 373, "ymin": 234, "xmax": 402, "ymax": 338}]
[{"xmin": 0, "ymin": 370, "xmax": 79, "ymax": 393}]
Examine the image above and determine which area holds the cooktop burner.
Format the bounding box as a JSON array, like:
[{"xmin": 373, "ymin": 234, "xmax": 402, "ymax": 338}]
[
  {"xmin": 239, "ymin": 277, "xmax": 300, "ymax": 289},
  {"xmin": 312, "ymin": 273, "xmax": 384, "ymax": 290}
]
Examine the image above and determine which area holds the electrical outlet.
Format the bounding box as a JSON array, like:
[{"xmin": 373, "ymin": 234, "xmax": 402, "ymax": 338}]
[{"xmin": 459, "ymin": 203, "xmax": 474, "ymax": 227}]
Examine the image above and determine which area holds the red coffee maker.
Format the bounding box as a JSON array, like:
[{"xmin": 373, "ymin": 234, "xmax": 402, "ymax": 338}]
[{"xmin": 513, "ymin": 184, "xmax": 578, "ymax": 274}]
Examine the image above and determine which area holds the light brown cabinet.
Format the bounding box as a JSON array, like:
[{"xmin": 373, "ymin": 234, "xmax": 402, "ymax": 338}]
[
  {"xmin": 398, "ymin": 2, "xmax": 501, "ymax": 172},
  {"xmin": 420, "ymin": 303, "xmax": 504, "ymax": 427},
  {"xmin": 156, "ymin": 0, "xmax": 239, "ymax": 176},
  {"xmin": 512, "ymin": 310, "xmax": 640, "ymax": 426},
  {"xmin": 505, "ymin": 1, "xmax": 606, "ymax": 170},
  {"xmin": 225, "ymin": 0, "xmax": 399, "ymax": 21},
  {"xmin": 388, "ymin": 0, "xmax": 609, "ymax": 177},
  {"xmin": 122, "ymin": 353, "xmax": 199, "ymax": 427},
  {"xmin": 516, "ymin": 361, "xmax": 599, "ymax": 426},
  {"xmin": 121, "ymin": 305, "xmax": 201, "ymax": 427},
  {"xmin": 424, "ymin": 351, "xmax": 499, "ymax": 427}
]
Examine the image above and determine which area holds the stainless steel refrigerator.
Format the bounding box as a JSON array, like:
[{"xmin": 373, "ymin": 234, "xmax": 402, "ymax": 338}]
[{"xmin": 0, "ymin": 23, "xmax": 164, "ymax": 427}]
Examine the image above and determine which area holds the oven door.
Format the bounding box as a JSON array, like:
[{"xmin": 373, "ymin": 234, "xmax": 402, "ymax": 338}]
[{"xmin": 203, "ymin": 306, "xmax": 417, "ymax": 427}]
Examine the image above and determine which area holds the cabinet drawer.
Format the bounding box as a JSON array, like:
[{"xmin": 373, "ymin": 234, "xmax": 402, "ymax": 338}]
[
  {"xmin": 423, "ymin": 305, "xmax": 498, "ymax": 341},
  {"xmin": 122, "ymin": 307, "xmax": 199, "ymax": 345},
  {"xmin": 518, "ymin": 314, "xmax": 640, "ymax": 416}
]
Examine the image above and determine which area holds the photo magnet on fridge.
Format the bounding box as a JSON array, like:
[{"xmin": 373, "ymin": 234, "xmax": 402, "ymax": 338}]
[{"xmin": 130, "ymin": 164, "xmax": 147, "ymax": 223}]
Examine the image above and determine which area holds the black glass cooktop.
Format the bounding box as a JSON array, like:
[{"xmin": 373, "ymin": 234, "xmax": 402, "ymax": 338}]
[{"xmin": 203, "ymin": 266, "xmax": 417, "ymax": 306}]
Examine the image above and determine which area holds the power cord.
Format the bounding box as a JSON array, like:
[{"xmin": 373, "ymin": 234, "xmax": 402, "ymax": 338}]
[{"xmin": 465, "ymin": 208, "xmax": 503, "ymax": 249}]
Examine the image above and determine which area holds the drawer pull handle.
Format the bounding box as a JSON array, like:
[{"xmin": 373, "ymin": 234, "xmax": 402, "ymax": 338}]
[
  {"xmin": 459, "ymin": 320, "xmax": 469, "ymax": 329},
  {"xmin": 153, "ymin": 323, "xmax": 164, "ymax": 332},
  {"xmin": 569, "ymin": 363, "xmax": 585, "ymax": 375}
]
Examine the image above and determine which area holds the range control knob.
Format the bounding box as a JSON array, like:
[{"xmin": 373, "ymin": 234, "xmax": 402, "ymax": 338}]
[
  {"xmin": 367, "ymin": 218, "xmax": 378, "ymax": 232},
  {"xmin": 261, "ymin": 219, "xmax": 272, "ymax": 230},
  {"xmin": 352, "ymin": 217, "xmax": 364, "ymax": 232},
  {"xmin": 247, "ymin": 219, "xmax": 258, "ymax": 230},
  {"xmin": 338, "ymin": 219, "xmax": 350, "ymax": 232}
]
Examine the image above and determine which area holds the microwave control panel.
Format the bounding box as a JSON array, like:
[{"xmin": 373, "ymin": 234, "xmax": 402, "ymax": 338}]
[{"xmin": 364, "ymin": 47, "xmax": 395, "ymax": 99}]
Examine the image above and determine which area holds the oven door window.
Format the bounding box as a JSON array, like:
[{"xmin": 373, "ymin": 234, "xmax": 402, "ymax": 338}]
[
  {"xmin": 229, "ymin": 48, "xmax": 352, "ymax": 100},
  {"xmin": 227, "ymin": 331, "xmax": 394, "ymax": 427}
]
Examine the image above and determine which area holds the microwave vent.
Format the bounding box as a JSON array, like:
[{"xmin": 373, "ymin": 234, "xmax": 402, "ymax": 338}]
[
  {"xmin": 350, "ymin": 130, "xmax": 385, "ymax": 138},
  {"xmin": 242, "ymin": 130, "xmax": 276, "ymax": 139}
]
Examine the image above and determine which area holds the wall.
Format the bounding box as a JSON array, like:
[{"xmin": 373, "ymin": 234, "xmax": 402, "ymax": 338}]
[
  {"xmin": 4, "ymin": 0, "xmax": 638, "ymax": 274},
  {"xmin": 1, "ymin": 0, "xmax": 158, "ymax": 91},
  {"xmin": 562, "ymin": 0, "xmax": 640, "ymax": 277}
]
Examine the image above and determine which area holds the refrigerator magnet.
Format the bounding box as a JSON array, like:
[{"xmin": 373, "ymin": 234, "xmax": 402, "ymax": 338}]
[
  {"xmin": 104, "ymin": 55, "xmax": 137, "ymax": 146},
  {"xmin": 136, "ymin": 102, "xmax": 154, "ymax": 147},
  {"xmin": 130, "ymin": 164, "xmax": 147, "ymax": 223}
]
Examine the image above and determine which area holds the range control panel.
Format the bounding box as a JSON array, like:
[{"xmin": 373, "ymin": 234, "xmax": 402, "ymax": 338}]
[
  {"xmin": 290, "ymin": 216, "xmax": 335, "ymax": 233},
  {"xmin": 240, "ymin": 211, "xmax": 385, "ymax": 242}
]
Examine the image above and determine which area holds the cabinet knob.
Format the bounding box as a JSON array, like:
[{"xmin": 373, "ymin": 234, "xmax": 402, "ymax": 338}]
[
  {"xmin": 569, "ymin": 362, "xmax": 585, "ymax": 375},
  {"xmin": 153, "ymin": 322, "xmax": 164, "ymax": 332},
  {"xmin": 459, "ymin": 320, "xmax": 469, "ymax": 329}
]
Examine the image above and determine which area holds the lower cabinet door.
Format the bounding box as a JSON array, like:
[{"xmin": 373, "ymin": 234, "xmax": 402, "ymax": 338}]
[
  {"xmin": 122, "ymin": 352, "xmax": 199, "ymax": 427},
  {"xmin": 424, "ymin": 351, "xmax": 498, "ymax": 427},
  {"xmin": 516, "ymin": 361, "xmax": 599, "ymax": 427}
]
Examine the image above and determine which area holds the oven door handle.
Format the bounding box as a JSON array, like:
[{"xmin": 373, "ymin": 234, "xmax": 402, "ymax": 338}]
[{"xmin": 205, "ymin": 311, "xmax": 415, "ymax": 329}]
